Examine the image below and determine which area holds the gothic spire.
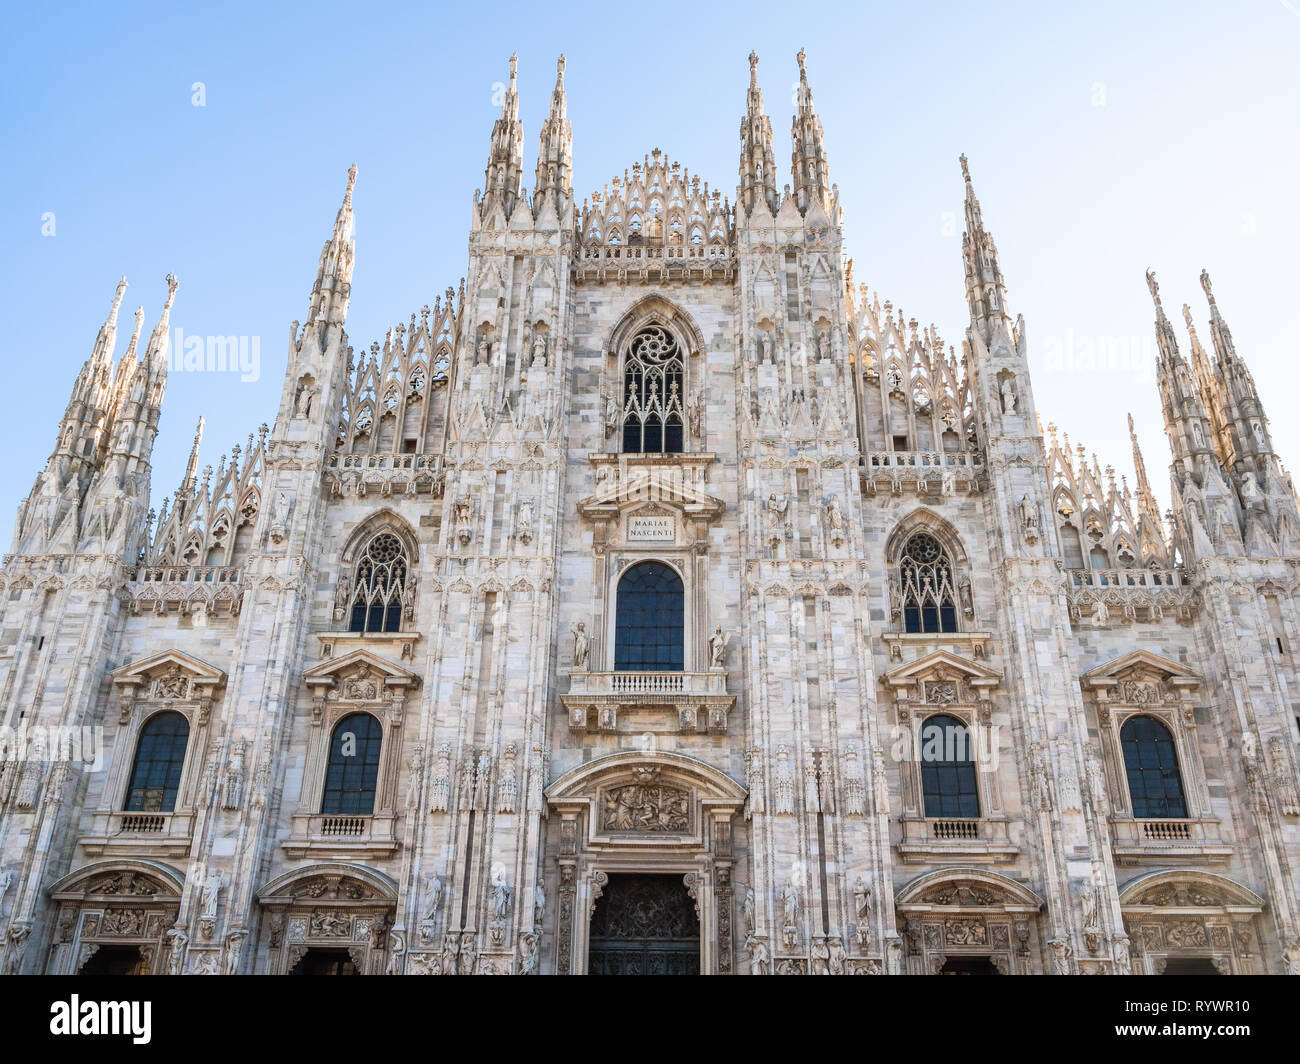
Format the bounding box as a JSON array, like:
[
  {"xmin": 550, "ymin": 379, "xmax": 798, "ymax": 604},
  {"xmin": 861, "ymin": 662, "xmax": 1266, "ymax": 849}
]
[
  {"xmin": 790, "ymin": 48, "xmax": 830, "ymax": 214},
  {"xmin": 481, "ymin": 53, "xmax": 525, "ymax": 219},
  {"xmin": 533, "ymin": 54, "xmax": 572, "ymax": 215},
  {"xmin": 307, "ymin": 164, "xmax": 357, "ymax": 328},
  {"xmin": 1128, "ymin": 411, "xmax": 1165, "ymax": 540},
  {"xmin": 739, "ymin": 51, "xmax": 778, "ymax": 215},
  {"xmin": 1147, "ymin": 269, "xmax": 1216, "ymax": 468},
  {"xmin": 91, "ymin": 276, "xmax": 129, "ymax": 369},
  {"xmin": 179, "ymin": 415, "xmax": 205, "ymax": 500},
  {"xmin": 1199, "ymin": 269, "xmax": 1272, "ymax": 460},
  {"xmin": 960, "ymin": 155, "xmax": 1010, "ymax": 341}
]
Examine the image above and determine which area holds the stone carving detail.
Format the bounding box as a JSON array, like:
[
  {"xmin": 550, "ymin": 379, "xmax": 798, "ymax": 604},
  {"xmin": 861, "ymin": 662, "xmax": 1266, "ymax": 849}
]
[
  {"xmin": 87, "ymin": 872, "xmax": 161, "ymax": 897},
  {"xmin": 600, "ymin": 783, "xmax": 689, "ymax": 832},
  {"xmin": 153, "ymin": 664, "xmax": 190, "ymax": 700},
  {"xmin": 429, "ymin": 742, "xmax": 452, "ymax": 813},
  {"xmin": 774, "ymin": 744, "xmax": 795, "ymax": 815}
]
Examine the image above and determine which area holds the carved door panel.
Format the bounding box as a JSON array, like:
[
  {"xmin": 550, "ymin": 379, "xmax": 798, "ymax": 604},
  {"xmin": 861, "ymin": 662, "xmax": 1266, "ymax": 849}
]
[{"xmin": 588, "ymin": 874, "xmax": 700, "ymax": 976}]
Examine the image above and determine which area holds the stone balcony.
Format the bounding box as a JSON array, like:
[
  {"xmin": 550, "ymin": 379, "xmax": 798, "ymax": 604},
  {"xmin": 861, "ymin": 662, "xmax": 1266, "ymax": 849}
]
[
  {"xmin": 324, "ymin": 452, "xmax": 445, "ymax": 500},
  {"xmin": 860, "ymin": 451, "xmax": 985, "ymax": 497},
  {"xmin": 1109, "ymin": 816, "xmax": 1231, "ymax": 864},
  {"xmin": 573, "ymin": 242, "xmax": 736, "ymax": 285},
  {"xmin": 896, "ymin": 816, "xmax": 1019, "ymax": 864},
  {"xmin": 561, "ymin": 669, "xmax": 735, "ymax": 734},
  {"xmin": 78, "ymin": 810, "xmax": 197, "ymax": 859},
  {"xmin": 281, "ymin": 813, "xmax": 401, "ymax": 859},
  {"xmin": 1065, "ymin": 567, "xmax": 1194, "ymax": 624}
]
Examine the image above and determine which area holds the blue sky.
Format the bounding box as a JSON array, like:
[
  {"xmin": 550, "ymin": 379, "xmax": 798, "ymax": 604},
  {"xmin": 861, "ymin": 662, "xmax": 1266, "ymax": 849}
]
[{"xmin": 3, "ymin": 1, "xmax": 1299, "ymax": 548}]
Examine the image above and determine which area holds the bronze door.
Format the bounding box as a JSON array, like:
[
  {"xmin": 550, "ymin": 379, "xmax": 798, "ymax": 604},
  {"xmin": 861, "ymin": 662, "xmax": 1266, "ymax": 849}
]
[{"xmin": 588, "ymin": 874, "xmax": 700, "ymax": 975}]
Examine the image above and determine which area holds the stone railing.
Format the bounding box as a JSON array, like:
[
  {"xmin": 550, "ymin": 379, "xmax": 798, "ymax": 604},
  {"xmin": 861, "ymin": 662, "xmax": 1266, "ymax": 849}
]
[
  {"xmin": 1067, "ymin": 568, "xmax": 1186, "ymax": 590},
  {"xmin": 325, "ymin": 453, "xmax": 445, "ymax": 500},
  {"xmin": 897, "ymin": 816, "xmax": 1018, "ymax": 863},
  {"xmin": 282, "ymin": 813, "xmax": 400, "ymax": 858},
  {"xmin": 861, "ymin": 451, "xmax": 984, "ymax": 497},
  {"xmin": 930, "ymin": 819, "xmax": 980, "ymax": 840},
  {"xmin": 574, "ymin": 242, "xmax": 736, "ymax": 283},
  {"xmin": 1065, "ymin": 567, "xmax": 1195, "ymax": 625},
  {"xmin": 563, "ymin": 669, "xmax": 735, "ymax": 734},
  {"xmin": 78, "ymin": 810, "xmax": 196, "ymax": 858},
  {"xmin": 130, "ymin": 565, "xmax": 242, "ymax": 585},
  {"xmin": 1109, "ymin": 817, "xmax": 1230, "ymax": 862}
]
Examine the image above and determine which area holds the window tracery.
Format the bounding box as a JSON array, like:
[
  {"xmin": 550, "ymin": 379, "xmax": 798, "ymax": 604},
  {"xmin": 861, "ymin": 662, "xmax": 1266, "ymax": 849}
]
[{"xmin": 621, "ymin": 325, "xmax": 685, "ymax": 454}]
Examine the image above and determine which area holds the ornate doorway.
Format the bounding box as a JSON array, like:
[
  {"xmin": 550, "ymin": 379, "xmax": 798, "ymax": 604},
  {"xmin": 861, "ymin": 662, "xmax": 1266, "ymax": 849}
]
[{"xmin": 589, "ymin": 874, "xmax": 700, "ymax": 975}]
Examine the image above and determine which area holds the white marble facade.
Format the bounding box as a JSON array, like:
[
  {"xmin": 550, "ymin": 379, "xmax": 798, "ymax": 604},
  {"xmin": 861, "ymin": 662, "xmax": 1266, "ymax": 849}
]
[{"xmin": 1, "ymin": 52, "xmax": 1298, "ymax": 976}]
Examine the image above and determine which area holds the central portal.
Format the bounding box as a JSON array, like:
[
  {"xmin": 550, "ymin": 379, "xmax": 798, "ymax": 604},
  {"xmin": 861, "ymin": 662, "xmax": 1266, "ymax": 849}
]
[{"xmin": 588, "ymin": 874, "xmax": 700, "ymax": 975}]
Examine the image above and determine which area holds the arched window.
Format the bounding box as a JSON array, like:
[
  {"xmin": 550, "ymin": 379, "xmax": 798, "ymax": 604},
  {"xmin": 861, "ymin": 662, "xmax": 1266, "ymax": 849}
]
[
  {"xmin": 900, "ymin": 532, "xmax": 959, "ymax": 633},
  {"xmin": 621, "ymin": 325, "xmax": 684, "ymax": 454},
  {"xmin": 124, "ymin": 712, "xmax": 189, "ymax": 812},
  {"xmin": 919, "ymin": 714, "xmax": 980, "ymax": 818},
  {"xmin": 321, "ymin": 712, "xmax": 383, "ymax": 815},
  {"xmin": 1120, "ymin": 715, "xmax": 1187, "ymax": 818},
  {"xmin": 614, "ymin": 561, "xmax": 684, "ymax": 671},
  {"xmin": 347, "ymin": 532, "xmax": 409, "ymax": 634}
]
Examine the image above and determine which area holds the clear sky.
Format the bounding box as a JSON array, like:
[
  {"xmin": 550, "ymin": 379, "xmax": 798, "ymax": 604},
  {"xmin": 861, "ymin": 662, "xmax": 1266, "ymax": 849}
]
[{"xmin": 3, "ymin": 1, "xmax": 1298, "ymax": 551}]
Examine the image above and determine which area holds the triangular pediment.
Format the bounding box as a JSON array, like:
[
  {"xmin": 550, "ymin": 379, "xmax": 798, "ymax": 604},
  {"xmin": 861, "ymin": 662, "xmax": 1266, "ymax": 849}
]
[
  {"xmin": 883, "ymin": 649, "xmax": 1001, "ymax": 689},
  {"xmin": 111, "ymin": 648, "xmax": 226, "ymax": 691},
  {"xmin": 1080, "ymin": 649, "xmax": 1201, "ymax": 688},
  {"xmin": 578, "ymin": 465, "xmax": 725, "ymax": 519},
  {"xmin": 303, "ymin": 648, "xmax": 421, "ymax": 690}
]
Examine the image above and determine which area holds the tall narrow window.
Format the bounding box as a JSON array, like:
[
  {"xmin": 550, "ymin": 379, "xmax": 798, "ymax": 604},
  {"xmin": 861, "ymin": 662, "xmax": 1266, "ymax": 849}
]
[
  {"xmin": 919, "ymin": 714, "xmax": 979, "ymax": 818},
  {"xmin": 614, "ymin": 562, "xmax": 684, "ymax": 671},
  {"xmin": 621, "ymin": 325, "xmax": 684, "ymax": 454},
  {"xmin": 347, "ymin": 532, "xmax": 409, "ymax": 634},
  {"xmin": 1120, "ymin": 715, "xmax": 1187, "ymax": 818},
  {"xmin": 900, "ymin": 532, "xmax": 959, "ymax": 633},
  {"xmin": 124, "ymin": 712, "xmax": 189, "ymax": 812},
  {"xmin": 321, "ymin": 712, "xmax": 383, "ymax": 815}
]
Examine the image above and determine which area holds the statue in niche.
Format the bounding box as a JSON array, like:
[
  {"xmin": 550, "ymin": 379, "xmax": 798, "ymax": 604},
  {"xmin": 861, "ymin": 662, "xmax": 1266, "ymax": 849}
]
[
  {"xmin": 708, "ymin": 625, "xmax": 730, "ymax": 669},
  {"xmin": 1242, "ymin": 471, "xmax": 1263, "ymax": 508},
  {"xmin": 815, "ymin": 330, "xmax": 829, "ymax": 361},
  {"xmin": 570, "ymin": 620, "xmax": 590, "ymax": 670},
  {"xmin": 1019, "ymin": 494, "xmax": 1040, "ymax": 535},
  {"xmin": 476, "ymin": 338, "xmax": 491, "ymax": 365},
  {"xmin": 999, "ymin": 374, "xmax": 1019, "ymax": 414},
  {"xmin": 757, "ymin": 331, "xmax": 772, "ymax": 364},
  {"xmin": 604, "ymin": 394, "xmax": 620, "ymax": 437},
  {"xmin": 530, "ymin": 334, "xmax": 547, "ymax": 367},
  {"xmin": 826, "ymin": 494, "xmax": 845, "ymax": 534},
  {"xmin": 687, "ymin": 391, "xmax": 704, "ymax": 439},
  {"xmin": 827, "ymin": 936, "xmax": 846, "ymax": 975},
  {"xmin": 516, "ymin": 499, "xmax": 535, "ymax": 540},
  {"xmin": 489, "ymin": 864, "xmax": 512, "ymax": 921},
  {"xmin": 745, "ymin": 933, "xmax": 769, "ymax": 975}
]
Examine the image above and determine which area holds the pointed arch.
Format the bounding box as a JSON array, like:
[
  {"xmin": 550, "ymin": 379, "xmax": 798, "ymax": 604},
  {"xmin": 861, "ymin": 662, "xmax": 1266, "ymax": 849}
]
[
  {"xmin": 885, "ymin": 508, "xmax": 969, "ymax": 567},
  {"xmin": 606, "ymin": 294, "xmax": 707, "ymax": 360}
]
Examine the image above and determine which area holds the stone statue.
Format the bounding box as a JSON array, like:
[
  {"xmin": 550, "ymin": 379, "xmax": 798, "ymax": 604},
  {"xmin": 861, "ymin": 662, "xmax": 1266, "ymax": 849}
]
[
  {"xmin": 745, "ymin": 932, "xmax": 769, "ymax": 975},
  {"xmin": 742, "ymin": 887, "xmax": 756, "ymax": 934},
  {"xmin": 421, "ymin": 873, "xmax": 442, "ymax": 923},
  {"xmin": 827, "ymin": 935, "xmax": 846, "ymax": 975},
  {"xmin": 533, "ymin": 881, "xmax": 546, "ymax": 928},
  {"xmin": 570, "ymin": 620, "xmax": 589, "ymax": 670},
  {"xmin": 1242, "ymin": 471, "xmax": 1262, "ymax": 508},
  {"xmin": 530, "ymin": 334, "xmax": 547, "ymax": 367},
  {"xmin": 200, "ymin": 870, "xmax": 223, "ymax": 921},
  {"xmin": 1019, "ymin": 493, "xmax": 1039, "ymax": 533},
  {"xmin": 781, "ymin": 875, "xmax": 800, "ymax": 949},
  {"xmin": 826, "ymin": 494, "xmax": 845, "ymax": 532},
  {"xmin": 999, "ymin": 375, "xmax": 1019, "ymax": 413},
  {"xmin": 476, "ymin": 338, "xmax": 491, "ymax": 365},
  {"xmin": 604, "ymin": 394, "xmax": 620, "ymax": 437},
  {"xmin": 518, "ymin": 930, "xmax": 539, "ymax": 975},
  {"xmin": 811, "ymin": 936, "xmax": 830, "ymax": 974},
  {"xmin": 757, "ymin": 331, "xmax": 772, "ymax": 364},
  {"xmin": 489, "ymin": 863, "xmax": 512, "ymax": 921},
  {"xmin": 853, "ymin": 875, "xmax": 871, "ymax": 927},
  {"xmin": 516, "ymin": 499, "xmax": 534, "ymax": 538},
  {"xmin": 166, "ymin": 923, "xmax": 188, "ymax": 976},
  {"xmin": 708, "ymin": 625, "xmax": 730, "ymax": 669},
  {"xmin": 1079, "ymin": 879, "xmax": 1099, "ymax": 931}
]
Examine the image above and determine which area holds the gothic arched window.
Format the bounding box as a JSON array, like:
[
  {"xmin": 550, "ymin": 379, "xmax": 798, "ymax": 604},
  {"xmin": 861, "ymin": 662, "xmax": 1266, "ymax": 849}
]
[
  {"xmin": 919, "ymin": 713, "xmax": 980, "ymax": 818},
  {"xmin": 321, "ymin": 712, "xmax": 383, "ymax": 815},
  {"xmin": 124, "ymin": 712, "xmax": 190, "ymax": 812},
  {"xmin": 1120, "ymin": 715, "xmax": 1187, "ymax": 818},
  {"xmin": 900, "ymin": 532, "xmax": 959, "ymax": 633},
  {"xmin": 614, "ymin": 561, "xmax": 684, "ymax": 671},
  {"xmin": 621, "ymin": 325, "xmax": 685, "ymax": 454},
  {"xmin": 347, "ymin": 532, "xmax": 410, "ymax": 634}
]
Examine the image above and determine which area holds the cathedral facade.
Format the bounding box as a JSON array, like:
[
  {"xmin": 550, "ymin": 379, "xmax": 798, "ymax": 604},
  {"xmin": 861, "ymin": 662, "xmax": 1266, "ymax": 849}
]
[{"xmin": 2, "ymin": 51, "xmax": 1299, "ymax": 976}]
